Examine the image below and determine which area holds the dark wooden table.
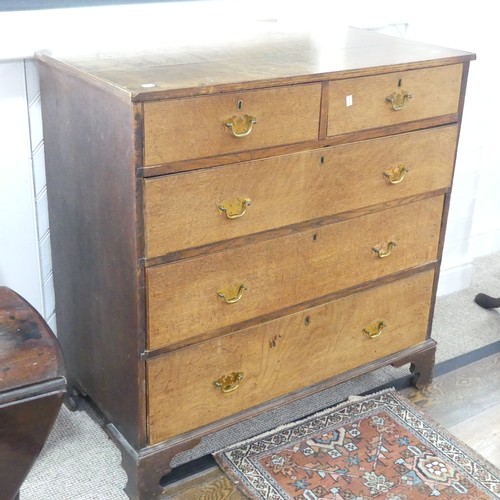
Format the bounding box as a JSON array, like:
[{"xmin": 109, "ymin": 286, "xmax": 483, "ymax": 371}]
[{"xmin": 0, "ymin": 286, "xmax": 66, "ymax": 500}]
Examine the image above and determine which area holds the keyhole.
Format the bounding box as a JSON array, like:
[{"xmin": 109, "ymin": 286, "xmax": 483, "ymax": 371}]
[
  {"xmin": 312, "ymin": 233, "xmax": 318, "ymax": 241},
  {"xmin": 237, "ymin": 100, "xmax": 243, "ymax": 111},
  {"xmin": 320, "ymin": 156, "xmax": 325, "ymax": 165},
  {"xmin": 398, "ymin": 79, "xmax": 403, "ymax": 88},
  {"xmin": 304, "ymin": 316, "xmax": 311, "ymax": 326}
]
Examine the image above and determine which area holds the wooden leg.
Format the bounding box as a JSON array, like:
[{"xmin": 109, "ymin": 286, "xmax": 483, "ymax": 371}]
[
  {"xmin": 391, "ymin": 339, "xmax": 436, "ymax": 389},
  {"xmin": 408, "ymin": 346, "xmax": 436, "ymax": 388},
  {"xmin": 63, "ymin": 384, "xmax": 87, "ymax": 412},
  {"xmin": 120, "ymin": 447, "xmax": 170, "ymax": 500},
  {"xmin": 107, "ymin": 424, "xmax": 203, "ymax": 500}
]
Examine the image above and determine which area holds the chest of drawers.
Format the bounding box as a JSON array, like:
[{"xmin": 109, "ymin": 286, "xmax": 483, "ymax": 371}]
[{"xmin": 37, "ymin": 27, "xmax": 474, "ymax": 499}]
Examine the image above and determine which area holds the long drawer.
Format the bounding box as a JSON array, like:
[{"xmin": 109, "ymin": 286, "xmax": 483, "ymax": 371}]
[
  {"xmin": 146, "ymin": 195, "xmax": 443, "ymax": 349},
  {"xmin": 147, "ymin": 270, "xmax": 435, "ymax": 443},
  {"xmin": 327, "ymin": 64, "xmax": 462, "ymax": 136},
  {"xmin": 144, "ymin": 126, "xmax": 457, "ymax": 258},
  {"xmin": 143, "ymin": 83, "xmax": 322, "ymax": 166}
]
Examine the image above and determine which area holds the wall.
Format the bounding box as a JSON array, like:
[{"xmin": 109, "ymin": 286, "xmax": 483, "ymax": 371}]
[
  {"xmin": 0, "ymin": 0, "xmax": 498, "ymax": 327},
  {"xmin": 404, "ymin": 1, "xmax": 500, "ymax": 294},
  {"xmin": 0, "ymin": 59, "xmax": 56, "ymax": 329}
]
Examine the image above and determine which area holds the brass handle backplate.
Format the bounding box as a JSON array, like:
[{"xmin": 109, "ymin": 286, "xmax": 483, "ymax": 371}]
[
  {"xmin": 363, "ymin": 321, "xmax": 386, "ymax": 339},
  {"xmin": 386, "ymin": 90, "xmax": 413, "ymax": 111},
  {"xmin": 217, "ymin": 283, "xmax": 247, "ymax": 304},
  {"xmin": 372, "ymin": 241, "xmax": 397, "ymax": 258},
  {"xmin": 383, "ymin": 164, "xmax": 408, "ymax": 184},
  {"xmin": 217, "ymin": 198, "xmax": 251, "ymax": 219},
  {"xmin": 224, "ymin": 114, "xmax": 257, "ymax": 137},
  {"xmin": 214, "ymin": 371, "xmax": 244, "ymax": 393}
]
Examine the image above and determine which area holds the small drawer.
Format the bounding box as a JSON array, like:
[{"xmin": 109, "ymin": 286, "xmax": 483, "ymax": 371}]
[
  {"xmin": 146, "ymin": 196, "xmax": 443, "ymax": 350},
  {"xmin": 143, "ymin": 83, "xmax": 322, "ymax": 166},
  {"xmin": 327, "ymin": 64, "xmax": 463, "ymax": 136},
  {"xmin": 147, "ymin": 270, "xmax": 434, "ymax": 443},
  {"xmin": 144, "ymin": 126, "xmax": 457, "ymax": 258}
]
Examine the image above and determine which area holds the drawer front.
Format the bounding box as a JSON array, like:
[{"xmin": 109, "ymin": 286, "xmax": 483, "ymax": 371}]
[
  {"xmin": 143, "ymin": 84, "xmax": 322, "ymax": 166},
  {"xmin": 147, "ymin": 270, "xmax": 434, "ymax": 443},
  {"xmin": 327, "ymin": 64, "xmax": 462, "ymax": 136},
  {"xmin": 144, "ymin": 126, "xmax": 457, "ymax": 258},
  {"xmin": 146, "ymin": 196, "xmax": 443, "ymax": 349}
]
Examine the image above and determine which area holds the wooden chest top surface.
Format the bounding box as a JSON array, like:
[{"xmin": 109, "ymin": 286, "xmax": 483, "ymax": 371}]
[{"xmin": 36, "ymin": 26, "xmax": 475, "ymax": 100}]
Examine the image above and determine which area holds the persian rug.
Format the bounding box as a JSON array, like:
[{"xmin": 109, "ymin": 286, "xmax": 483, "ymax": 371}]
[{"xmin": 214, "ymin": 389, "xmax": 500, "ymax": 499}]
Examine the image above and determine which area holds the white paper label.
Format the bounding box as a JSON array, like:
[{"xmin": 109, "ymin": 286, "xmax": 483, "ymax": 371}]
[{"xmin": 346, "ymin": 95, "xmax": 353, "ymax": 107}]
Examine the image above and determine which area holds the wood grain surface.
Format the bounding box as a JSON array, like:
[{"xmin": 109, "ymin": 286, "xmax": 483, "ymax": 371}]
[
  {"xmin": 36, "ymin": 28, "xmax": 474, "ymax": 100},
  {"xmin": 327, "ymin": 64, "xmax": 463, "ymax": 136},
  {"xmin": 144, "ymin": 125, "xmax": 457, "ymax": 257},
  {"xmin": 144, "ymin": 84, "xmax": 321, "ymax": 165},
  {"xmin": 146, "ymin": 196, "xmax": 444, "ymax": 349},
  {"xmin": 147, "ymin": 271, "xmax": 434, "ymax": 443}
]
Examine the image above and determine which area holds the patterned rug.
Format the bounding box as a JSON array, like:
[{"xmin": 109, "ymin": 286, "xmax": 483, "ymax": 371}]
[{"xmin": 214, "ymin": 389, "xmax": 500, "ymax": 499}]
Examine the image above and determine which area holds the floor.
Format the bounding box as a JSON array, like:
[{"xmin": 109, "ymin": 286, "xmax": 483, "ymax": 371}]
[{"xmin": 162, "ymin": 348, "xmax": 500, "ymax": 499}]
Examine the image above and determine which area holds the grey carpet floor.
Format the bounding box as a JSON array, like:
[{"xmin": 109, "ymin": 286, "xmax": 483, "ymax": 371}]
[{"xmin": 21, "ymin": 252, "xmax": 500, "ymax": 499}]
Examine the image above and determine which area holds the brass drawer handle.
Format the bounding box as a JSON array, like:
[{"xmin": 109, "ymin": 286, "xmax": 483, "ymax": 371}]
[
  {"xmin": 372, "ymin": 241, "xmax": 397, "ymax": 258},
  {"xmin": 224, "ymin": 114, "xmax": 257, "ymax": 137},
  {"xmin": 363, "ymin": 321, "xmax": 386, "ymax": 339},
  {"xmin": 386, "ymin": 90, "xmax": 413, "ymax": 111},
  {"xmin": 217, "ymin": 283, "xmax": 247, "ymax": 304},
  {"xmin": 214, "ymin": 372, "xmax": 244, "ymax": 393},
  {"xmin": 217, "ymin": 198, "xmax": 251, "ymax": 219},
  {"xmin": 383, "ymin": 164, "xmax": 408, "ymax": 184}
]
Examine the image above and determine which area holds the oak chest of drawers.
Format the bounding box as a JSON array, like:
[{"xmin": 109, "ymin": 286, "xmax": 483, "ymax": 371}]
[{"xmin": 37, "ymin": 27, "xmax": 474, "ymax": 499}]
